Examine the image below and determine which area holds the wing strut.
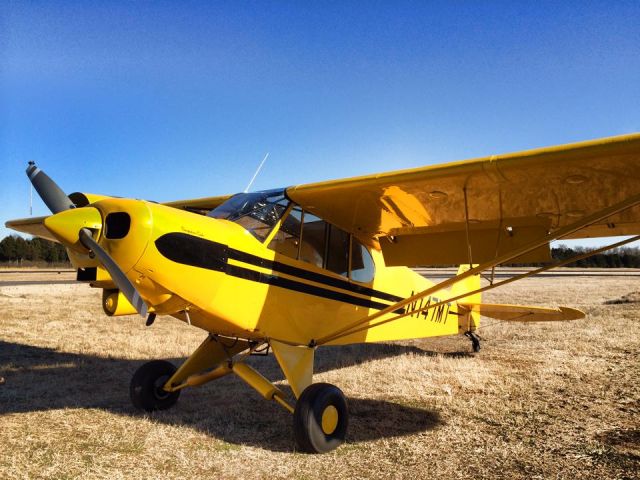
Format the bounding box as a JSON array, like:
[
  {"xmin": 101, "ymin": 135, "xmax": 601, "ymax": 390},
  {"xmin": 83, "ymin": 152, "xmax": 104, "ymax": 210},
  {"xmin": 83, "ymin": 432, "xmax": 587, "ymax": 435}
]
[
  {"xmin": 311, "ymin": 192, "xmax": 640, "ymax": 346},
  {"xmin": 314, "ymin": 234, "xmax": 639, "ymax": 345}
]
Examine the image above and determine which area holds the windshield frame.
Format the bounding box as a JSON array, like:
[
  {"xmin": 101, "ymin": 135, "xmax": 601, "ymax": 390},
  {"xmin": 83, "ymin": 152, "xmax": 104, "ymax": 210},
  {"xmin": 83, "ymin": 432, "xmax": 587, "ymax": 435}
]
[{"xmin": 208, "ymin": 189, "xmax": 289, "ymax": 241}]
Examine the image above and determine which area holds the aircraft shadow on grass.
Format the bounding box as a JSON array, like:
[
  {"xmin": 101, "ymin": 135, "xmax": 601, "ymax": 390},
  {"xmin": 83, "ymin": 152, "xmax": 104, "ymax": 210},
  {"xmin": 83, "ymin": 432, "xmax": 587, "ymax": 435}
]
[{"xmin": 0, "ymin": 340, "xmax": 467, "ymax": 451}]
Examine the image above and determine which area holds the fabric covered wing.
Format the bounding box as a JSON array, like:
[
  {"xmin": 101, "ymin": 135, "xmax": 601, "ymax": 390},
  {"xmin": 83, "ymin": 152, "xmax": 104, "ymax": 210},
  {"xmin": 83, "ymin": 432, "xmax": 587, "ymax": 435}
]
[
  {"xmin": 5, "ymin": 216, "xmax": 58, "ymax": 242},
  {"xmin": 287, "ymin": 133, "xmax": 640, "ymax": 266}
]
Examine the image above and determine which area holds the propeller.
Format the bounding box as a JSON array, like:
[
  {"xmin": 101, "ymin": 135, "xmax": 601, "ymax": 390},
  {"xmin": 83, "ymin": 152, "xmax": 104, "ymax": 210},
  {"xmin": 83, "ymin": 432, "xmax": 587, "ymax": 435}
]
[
  {"xmin": 26, "ymin": 161, "xmax": 76, "ymax": 214},
  {"xmin": 27, "ymin": 162, "xmax": 148, "ymax": 317}
]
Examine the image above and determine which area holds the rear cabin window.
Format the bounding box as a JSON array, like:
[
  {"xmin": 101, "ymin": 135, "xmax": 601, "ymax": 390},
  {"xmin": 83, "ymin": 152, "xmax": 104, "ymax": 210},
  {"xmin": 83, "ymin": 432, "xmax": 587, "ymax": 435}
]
[{"xmin": 350, "ymin": 238, "xmax": 375, "ymax": 283}]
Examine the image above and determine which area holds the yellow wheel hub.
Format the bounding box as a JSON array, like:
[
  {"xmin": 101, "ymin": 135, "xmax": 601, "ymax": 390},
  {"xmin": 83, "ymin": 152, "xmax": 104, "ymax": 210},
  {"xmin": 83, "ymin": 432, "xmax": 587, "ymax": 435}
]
[{"xmin": 321, "ymin": 405, "xmax": 339, "ymax": 435}]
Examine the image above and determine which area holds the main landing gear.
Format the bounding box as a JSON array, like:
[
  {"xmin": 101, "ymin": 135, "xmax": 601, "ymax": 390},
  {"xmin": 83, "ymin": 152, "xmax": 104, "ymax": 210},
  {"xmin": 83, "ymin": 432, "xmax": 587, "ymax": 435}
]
[
  {"xmin": 294, "ymin": 383, "xmax": 349, "ymax": 453},
  {"xmin": 129, "ymin": 360, "xmax": 348, "ymax": 453},
  {"xmin": 128, "ymin": 336, "xmax": 349, "ymax": 453}
]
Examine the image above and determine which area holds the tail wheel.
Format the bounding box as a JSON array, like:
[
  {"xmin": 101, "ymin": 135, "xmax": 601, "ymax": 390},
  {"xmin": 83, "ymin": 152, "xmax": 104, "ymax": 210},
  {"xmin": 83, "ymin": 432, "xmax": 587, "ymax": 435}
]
[
  {"xmin": 130, "ymin": 360, "xmax": 180, "ymax": 412},
  {"xmin": 293, "ymin": 382, "xmax": 348, "ymax": 453}
]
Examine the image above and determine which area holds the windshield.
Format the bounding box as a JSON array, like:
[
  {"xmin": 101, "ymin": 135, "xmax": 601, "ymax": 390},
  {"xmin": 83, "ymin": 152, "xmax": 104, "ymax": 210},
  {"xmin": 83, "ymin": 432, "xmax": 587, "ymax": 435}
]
[{"xmin": 208, "ymin": 189, "xmax": 288, "ymax": 241}]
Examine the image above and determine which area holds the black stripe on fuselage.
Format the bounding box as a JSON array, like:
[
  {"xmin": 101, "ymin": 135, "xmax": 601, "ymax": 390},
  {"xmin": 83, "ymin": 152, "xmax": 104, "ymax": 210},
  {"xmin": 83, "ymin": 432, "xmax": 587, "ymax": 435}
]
[
  {"xmin": 227, "ymin": 246, "xmax": 404, "ymax": 303},
  {"xmin": 155, "ymin": 232, "xmax": 406, "ymax": 312}
]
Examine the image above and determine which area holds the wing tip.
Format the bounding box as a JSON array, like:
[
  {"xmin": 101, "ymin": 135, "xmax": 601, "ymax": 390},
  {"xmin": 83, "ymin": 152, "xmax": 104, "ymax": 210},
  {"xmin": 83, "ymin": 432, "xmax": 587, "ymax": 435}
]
[{"xmin": 558, "ymin": 306, "xmax": 586, "ymax": 320}]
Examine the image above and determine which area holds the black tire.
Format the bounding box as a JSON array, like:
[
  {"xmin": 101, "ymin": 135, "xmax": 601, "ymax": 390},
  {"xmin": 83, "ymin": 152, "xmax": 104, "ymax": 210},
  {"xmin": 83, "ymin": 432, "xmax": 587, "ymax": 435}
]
[
  {"xmin": 293, "ymin": 382, "xmax": 348, "ymax": 453},
  {"xmin": 130, "ymin": 360, "xmax": 180, "ymax": 412}
]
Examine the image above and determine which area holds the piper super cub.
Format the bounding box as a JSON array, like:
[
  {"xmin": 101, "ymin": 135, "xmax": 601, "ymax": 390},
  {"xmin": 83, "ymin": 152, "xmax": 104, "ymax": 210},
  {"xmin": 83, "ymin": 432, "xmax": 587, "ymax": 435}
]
[{"xmin": 6, "ymin": 133, "xmax": 640, "ymax": 453}]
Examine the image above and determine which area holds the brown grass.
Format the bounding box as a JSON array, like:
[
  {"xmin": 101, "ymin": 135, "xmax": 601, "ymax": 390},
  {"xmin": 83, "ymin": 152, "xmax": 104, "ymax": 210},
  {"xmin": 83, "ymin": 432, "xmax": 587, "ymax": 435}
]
[{"xmin": 0, "ymin": 271, "xmax": 638, "ymax": 479}]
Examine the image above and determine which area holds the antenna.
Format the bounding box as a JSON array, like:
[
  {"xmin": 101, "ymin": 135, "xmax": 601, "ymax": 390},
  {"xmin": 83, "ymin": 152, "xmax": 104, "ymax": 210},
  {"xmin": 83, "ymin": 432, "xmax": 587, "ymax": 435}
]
[
  {"xmin": 244, "ymin": 153, "xmax": 269, "ymax": 193},
  {"xmin": 29, "ymin": 160, "xmax": 34, "ymax": 216}
]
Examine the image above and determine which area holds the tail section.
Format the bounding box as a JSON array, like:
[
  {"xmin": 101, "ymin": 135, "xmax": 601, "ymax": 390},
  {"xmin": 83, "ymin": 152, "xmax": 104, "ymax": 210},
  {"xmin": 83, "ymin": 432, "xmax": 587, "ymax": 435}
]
[
  {"xmin": 452, "ymin": 264, "xmax": 585, "ymax": 330},
  {"xmin": 452, "ymin": 265, "xmax": 482, "ymax": 334}
]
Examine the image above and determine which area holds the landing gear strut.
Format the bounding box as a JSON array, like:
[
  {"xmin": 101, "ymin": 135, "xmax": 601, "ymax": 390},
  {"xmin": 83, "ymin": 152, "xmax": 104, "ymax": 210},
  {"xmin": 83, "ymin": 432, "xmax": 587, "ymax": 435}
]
[{"xmin": 465, "ymin": 331, "xmax": 481, "ymax": 352}]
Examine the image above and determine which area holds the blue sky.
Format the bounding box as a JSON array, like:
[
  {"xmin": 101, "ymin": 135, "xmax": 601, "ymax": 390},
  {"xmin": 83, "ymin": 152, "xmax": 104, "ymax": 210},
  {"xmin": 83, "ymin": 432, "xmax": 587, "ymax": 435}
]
[{"xmin": 1, "ymin": 1, "xmax": 639, "ymax": 246}]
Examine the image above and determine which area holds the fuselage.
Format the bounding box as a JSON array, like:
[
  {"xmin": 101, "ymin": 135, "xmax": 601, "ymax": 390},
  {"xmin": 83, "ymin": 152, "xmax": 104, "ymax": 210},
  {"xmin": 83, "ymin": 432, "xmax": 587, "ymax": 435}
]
[{"xmin": 79, "ymin": 194, "xmax": 470, "ymax": 346}]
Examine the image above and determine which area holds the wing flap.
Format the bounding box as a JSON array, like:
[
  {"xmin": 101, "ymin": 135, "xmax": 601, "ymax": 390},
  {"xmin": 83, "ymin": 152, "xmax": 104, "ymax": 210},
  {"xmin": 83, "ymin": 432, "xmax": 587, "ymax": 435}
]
[
  {"xmin": 458, "ymin": 302, "xmax": 585, "ymax": 322},
  {"xmin": 381, "ymin": 219, "xmax": 552, "ymax": 265}
]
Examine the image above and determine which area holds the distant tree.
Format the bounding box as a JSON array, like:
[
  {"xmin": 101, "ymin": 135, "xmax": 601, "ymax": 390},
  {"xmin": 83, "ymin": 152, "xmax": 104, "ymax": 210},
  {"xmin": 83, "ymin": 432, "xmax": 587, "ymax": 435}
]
[
  {"xmin": 550, "ymin": 244, "xmax": 640, "ymax": 268},
  {"xmin": 0, "ymin": 235, "xmax": 69, "ymax": 264}
]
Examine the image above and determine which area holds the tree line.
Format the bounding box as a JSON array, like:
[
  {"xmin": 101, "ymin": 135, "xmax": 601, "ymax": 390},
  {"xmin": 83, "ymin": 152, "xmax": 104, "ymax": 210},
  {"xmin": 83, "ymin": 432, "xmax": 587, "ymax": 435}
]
[
  {"xmin": 550, "ymin": 245, "xmax": 640, "ymax": 268},
  {"xmin": 0, "ymin": 235, "xmax": 69, "ymax": 264},
  {"xmin": 1, "ymin": 234, "xmax": 640, "ymax": 267}
]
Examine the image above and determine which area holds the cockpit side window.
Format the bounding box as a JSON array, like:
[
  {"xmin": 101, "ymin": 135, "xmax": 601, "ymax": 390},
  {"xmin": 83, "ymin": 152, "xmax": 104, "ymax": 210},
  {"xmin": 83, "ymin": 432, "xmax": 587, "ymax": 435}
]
[
  {"xmin": 264, "ymin": 202, "xmax": 376, "ymax": 283},
  {"xmin": 209, "ymin": 189, "xmax": 288, "ymax": 241},
  {"xmin": 299, "ymin": 212, "xmax": 326, "ymax": 268}
]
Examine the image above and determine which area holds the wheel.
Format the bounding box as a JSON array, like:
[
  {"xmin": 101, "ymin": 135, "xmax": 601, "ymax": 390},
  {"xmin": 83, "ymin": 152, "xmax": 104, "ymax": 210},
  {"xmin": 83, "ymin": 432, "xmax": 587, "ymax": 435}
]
[
  {"xmin": 293, "ymin": 382, "xmax": 348, "ymax": 453},
  {"xmin": 130, "ymin": 360, "xmax": 180, "ymax": 412}
]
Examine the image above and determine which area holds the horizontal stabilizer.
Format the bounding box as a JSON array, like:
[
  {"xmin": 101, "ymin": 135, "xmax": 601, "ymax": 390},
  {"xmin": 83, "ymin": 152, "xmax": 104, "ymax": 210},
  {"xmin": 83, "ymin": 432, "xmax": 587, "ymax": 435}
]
[
  {"xmin": 5, "ymin": 216, "xmax": 58, "ymax": 242},
  {"xmin": 458, "ymin": 302, "xmax": 585, "ymax": 322}
]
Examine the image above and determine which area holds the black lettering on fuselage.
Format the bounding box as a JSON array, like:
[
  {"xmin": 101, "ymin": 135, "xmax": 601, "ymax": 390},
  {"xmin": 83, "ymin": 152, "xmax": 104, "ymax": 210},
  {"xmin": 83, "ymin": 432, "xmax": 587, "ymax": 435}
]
[{"xmin": 405, "ymin": 292, "xmax": 450, "ymax": 325}]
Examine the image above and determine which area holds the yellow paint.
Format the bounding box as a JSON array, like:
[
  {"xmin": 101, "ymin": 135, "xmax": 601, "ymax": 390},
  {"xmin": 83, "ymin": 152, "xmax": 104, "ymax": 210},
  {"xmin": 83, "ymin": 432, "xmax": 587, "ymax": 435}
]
[
  {"xmin": 102, "ymin": 289, "xmax": 138, "ymax": 316},
  {"xmin": 270, "ymin": 341, "xmax": 314, "ymax": 398},
  {"xmin": 164, "ymin": 336, "xmax": 250, "ymax": 391},
  {"xmin": 232, "ymin": 362, "xmax": 282, "ymax": 400},
  {"xmin": 7, "ymin": 132, "xmax": 640, "ymax": 413},
  {"xmin": 43, "ymin": 206, "xmax": 102, "ymax": 251},
  {"xmin": 321, "ymin": 405, "xmax": 339, "ymax": 435},
  {"xmin": 287, "ymin": 133, "xmax": 640, "ymax": 260},
  {"xmin": 184, "ymin": 364, "xmax": 232, "ymax": 388},
  {"xmin": 458, "ymin": 303, "xmax": 585, "ymax": 322}
]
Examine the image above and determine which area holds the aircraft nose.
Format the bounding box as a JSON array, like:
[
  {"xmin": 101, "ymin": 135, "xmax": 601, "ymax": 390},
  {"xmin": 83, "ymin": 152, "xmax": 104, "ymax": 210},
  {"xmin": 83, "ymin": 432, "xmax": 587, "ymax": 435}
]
[{"xmin": 43, "ymin": 206, "xmax": 103, "ymax": 250}]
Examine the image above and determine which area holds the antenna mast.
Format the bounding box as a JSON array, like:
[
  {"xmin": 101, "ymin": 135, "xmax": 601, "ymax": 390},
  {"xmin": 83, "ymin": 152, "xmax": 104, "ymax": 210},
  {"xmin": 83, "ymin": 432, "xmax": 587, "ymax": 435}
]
[
  {"xmin": 29, "ymin": 160, "xmax": 34, "ymax": 216},
  {"xmin": 244, "ymin": 153, "xmax": 269, "ymax": 193}
]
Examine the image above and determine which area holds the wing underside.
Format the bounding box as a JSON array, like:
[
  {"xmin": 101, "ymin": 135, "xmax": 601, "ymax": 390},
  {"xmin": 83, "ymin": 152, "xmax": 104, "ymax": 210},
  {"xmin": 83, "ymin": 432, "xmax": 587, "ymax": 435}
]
[
  {"xmin": 5, "ymin": 216, "xmax": 57, "ymax": 242},
  {"xmin": 287, "ymin": 133, "xmax": 640, "ymax": 266}
]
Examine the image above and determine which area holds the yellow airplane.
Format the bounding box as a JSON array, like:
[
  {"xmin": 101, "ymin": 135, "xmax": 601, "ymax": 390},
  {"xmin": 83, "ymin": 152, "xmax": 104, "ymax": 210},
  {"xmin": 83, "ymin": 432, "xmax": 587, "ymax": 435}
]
[{"xmin": 6, "ymin": 133, "xmax": 640, "ymax": 453}]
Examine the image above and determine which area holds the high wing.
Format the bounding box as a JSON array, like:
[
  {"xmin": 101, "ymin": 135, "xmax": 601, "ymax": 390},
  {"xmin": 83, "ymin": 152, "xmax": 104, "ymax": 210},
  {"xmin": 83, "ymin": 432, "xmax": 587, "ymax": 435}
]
[
  {"xmin": 287, "ymin": 133, "xmax": 640, "ymax": 266},
  {"xmin": 4, "ymin": 216, "xmax": 57, "ymax": 242}
]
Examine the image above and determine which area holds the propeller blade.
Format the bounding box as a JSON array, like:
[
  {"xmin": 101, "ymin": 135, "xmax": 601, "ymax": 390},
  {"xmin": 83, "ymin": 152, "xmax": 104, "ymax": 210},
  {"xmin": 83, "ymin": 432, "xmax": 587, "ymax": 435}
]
[
  {"xmin": 26, "ymin": 162, "xmax": 75, "ymax": 214},
  {"xmin": 79, "ymin": 228, "xmax": 148, "ymax": 318}
]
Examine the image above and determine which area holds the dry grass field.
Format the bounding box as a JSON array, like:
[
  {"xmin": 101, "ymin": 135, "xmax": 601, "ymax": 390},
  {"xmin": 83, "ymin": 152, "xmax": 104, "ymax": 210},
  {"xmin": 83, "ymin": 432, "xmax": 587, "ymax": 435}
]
[{"xmin": 1, "ymin": 270, "xmax": 638, "ymax": 479}]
